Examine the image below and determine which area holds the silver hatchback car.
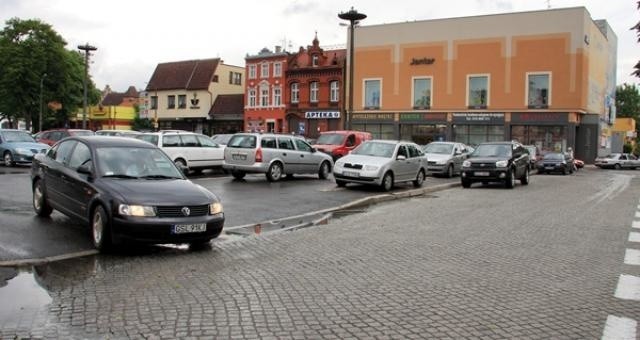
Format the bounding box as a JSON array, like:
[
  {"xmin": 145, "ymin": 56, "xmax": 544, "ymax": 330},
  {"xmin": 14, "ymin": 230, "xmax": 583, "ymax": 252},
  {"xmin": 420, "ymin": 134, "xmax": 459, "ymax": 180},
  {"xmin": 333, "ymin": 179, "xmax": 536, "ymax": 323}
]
[
  {"xmin": 223, "ymin": 133, "xmax": 334, "ymax": 182},
  {"xmin": 333, "ymin": 140, "xmax": 428, "ymax": 191}
]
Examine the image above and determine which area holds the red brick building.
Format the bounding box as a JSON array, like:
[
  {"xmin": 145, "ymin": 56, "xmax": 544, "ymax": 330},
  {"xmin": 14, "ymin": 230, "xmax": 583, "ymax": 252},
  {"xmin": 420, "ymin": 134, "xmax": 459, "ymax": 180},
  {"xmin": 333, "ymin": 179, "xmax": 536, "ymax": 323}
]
[
  {"xmin": 244, "ymin": 47, "xmax": 288, "ymax": 133},
  {"xmin": 285, "ymin": 35, "xmax": 345, "ymax": 138}
]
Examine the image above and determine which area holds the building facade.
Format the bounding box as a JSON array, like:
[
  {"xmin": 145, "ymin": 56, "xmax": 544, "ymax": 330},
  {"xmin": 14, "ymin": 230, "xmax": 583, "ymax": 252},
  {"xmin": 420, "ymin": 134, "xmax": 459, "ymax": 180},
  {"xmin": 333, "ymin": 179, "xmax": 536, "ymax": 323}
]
[
  {"xmin": 209, "ymin": 94, "xmax": 244, "ymax": 134},
  {"xmin": 285, "ymin": 35, "xmax": 346, "ymax": 138},
  {"xmin": 348, "ymin": 7, "xmax": 617, "ymax": 162},
  {"xmin": 244, "ymin": 47, "xmax": 289, "ymax": 133},
  {"xmin": 145, "ymin": 58, "xmax": 244, "ymax": 135},
  {"xmin": 89, "ymin": 85, "xmax": 140, "ymax": 130}
]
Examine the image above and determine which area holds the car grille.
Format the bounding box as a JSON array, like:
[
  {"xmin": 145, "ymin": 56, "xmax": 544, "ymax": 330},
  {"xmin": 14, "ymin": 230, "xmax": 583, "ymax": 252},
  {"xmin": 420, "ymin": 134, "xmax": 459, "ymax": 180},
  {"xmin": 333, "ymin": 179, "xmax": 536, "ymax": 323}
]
[
  {"xmin": 428, "ymin": 161, "xmax": 437, "ymax": 165},
  {"xmin": 343, "ymin": 163, "xmax": 363, "ymax": 169},
  {"xmin": 470, "ymin": 162, "xmax": 497, "ymax": 169},
  {"xmin": 156, "ymin": 205, "xmax": 209, "ymax": 218}
]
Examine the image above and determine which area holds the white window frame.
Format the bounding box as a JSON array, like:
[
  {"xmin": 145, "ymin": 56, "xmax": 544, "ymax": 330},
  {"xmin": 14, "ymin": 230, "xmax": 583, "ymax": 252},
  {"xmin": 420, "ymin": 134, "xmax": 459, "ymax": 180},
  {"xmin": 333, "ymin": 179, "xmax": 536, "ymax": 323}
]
[
  {"xmin": 261, "ymin": 62, "xmax": 269, "ymax": 78},
  {"xmin": 248, "ymin": 88, "xmax": 256, "ymax": 107},
  {"xmin": 411, "ymin": 76, "xmax": 433, "ymax": 108},
  {"xmin": 525, "ymin": 72, "xmax": 552, "ymax": 107},
  {"xmin": 260, "ymin": 85, "xmax": 269, "ymax": 107},
  {"xmin": 310, "ymin": 81, "xmax": 319, "ymax": 103},
  {"xmin": 466, "ymin": 74, "xmax": 490, "ymax": 107},
  {"xmin": 249, "ymin": 65, "xmax": 256, "ymax": 79},
  {"xmin": 291, "ymin": 83, "xmax": 299, "ymax": 103},
  {"xmin": 312, "ymin": 55, "xmax": 319, "ymax": 67},
  {"xmin": 330, "ymin": 81, "xmax": 339, "ymax": 102},
  {"xmin": 274, "ymin": 62, "xmax": 282, "ymax": 77},
  {"xmin": 273, "ymin": 86, "xmax": 282, "ymax": 106},
  {"xmin": 363, "ymin": 78, "xmax": 382, "ymax": 109}
]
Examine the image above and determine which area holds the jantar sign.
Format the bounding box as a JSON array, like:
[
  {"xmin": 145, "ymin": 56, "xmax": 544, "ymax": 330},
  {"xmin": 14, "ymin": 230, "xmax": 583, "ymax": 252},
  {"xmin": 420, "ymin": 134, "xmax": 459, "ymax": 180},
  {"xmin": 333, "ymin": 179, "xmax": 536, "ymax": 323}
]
[{"xmin": 410, "ymin": 57, "xmax": 435, "ymax": 65}]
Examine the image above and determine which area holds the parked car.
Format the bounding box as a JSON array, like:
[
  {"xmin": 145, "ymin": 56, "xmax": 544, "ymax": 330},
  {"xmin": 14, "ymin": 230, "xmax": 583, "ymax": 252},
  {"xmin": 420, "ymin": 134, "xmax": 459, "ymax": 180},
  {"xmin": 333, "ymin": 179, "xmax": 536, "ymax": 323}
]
[
  {"xmin": 594, "ymin": 153, "xmax": 640, "ymax": 169},
  {"xmin": 210, "ymin": 133, "xmax": 234, "ymax": 145},
  {"xmin": 523, "ymin": 145, "xmax": 541, "ymax": 170},
  {"xmin": 223, "ymin": 133, "xmax": 333, "ymax": 182},
  {"xmin": 135, "ymin": 131, "xmax": 225, "ymax": 173},
  {"xmin": 36, "ymin": 129, "xmax": 94, "ymax": 146},
  {"xmin": 30, "ymin": 136, "xmax": 225, "ymax": 251},
  {"xmin": 333, "ymin": 140, "xmax": 427, "ymax": 191},
  {"xmin": 461, "ymin": 141, "xmax": 530, "ymax": 189},
  {"xmin": 421, "ymin": 141, "xmax": 472, "ymax": 177},
  {"xmin": 0, "ymin": 129, "xmax": 49, "ymax": 166},
  {"xmin": 536, "ymin": 152, "xmax": 574, "ymax": 175},
  {"xmin": 95, "ymin": 129, "xmax": 142, "ymax": 138},
  {"xmin": 312, "ymin": 130, "xmax": 373, "ymax": 161}
]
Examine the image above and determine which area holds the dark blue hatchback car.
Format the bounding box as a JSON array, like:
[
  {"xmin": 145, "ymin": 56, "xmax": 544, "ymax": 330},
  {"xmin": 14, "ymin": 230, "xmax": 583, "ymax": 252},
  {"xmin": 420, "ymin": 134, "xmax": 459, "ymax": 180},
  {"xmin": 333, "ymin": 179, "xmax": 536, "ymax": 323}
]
[{"xmin": 0, "ymin": 129, "xmax": 49, "ymax": 166}]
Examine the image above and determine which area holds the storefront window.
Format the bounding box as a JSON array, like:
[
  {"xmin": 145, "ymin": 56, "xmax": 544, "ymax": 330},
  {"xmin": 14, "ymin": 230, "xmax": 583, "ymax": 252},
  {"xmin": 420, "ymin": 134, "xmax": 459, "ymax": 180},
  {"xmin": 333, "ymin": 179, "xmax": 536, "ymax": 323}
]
[
  {"xmin": 413, "ymin": 78, "xmax": 431, "ymax": 109},
  {"xmin": 400, "ymin": 124, "xmax": 446, "ymax": 145},
  {"xmin": 352, "ymin": 123, "xmax": 393, "ymax": 140},
  {"xmin": 527, "ymin": 73, "xmax": 549, "ymax": 107},
  {"xmin": 468, "ymin": 76, "xmax": 488, "ymax": 108},
  {"xmin": 453, "ymin": 125, "xmax": 504, "ymax": 147},
  {"xmin": 364, "ymin": 80, "xmax": 381, "ymax": 109},
  {"xmin": 511, "ymin": 125, "xmax": 565, "ymax": 153}
]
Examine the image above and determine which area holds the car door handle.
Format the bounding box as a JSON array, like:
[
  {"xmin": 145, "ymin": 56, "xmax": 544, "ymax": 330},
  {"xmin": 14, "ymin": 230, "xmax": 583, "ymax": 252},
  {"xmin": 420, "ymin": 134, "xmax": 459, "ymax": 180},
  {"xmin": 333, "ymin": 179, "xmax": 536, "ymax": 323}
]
[
  {"xmin": 282, "ymin": 153, "xmax": 287, "ymax": 156},
  {"xmin": 300, "ymin": 155, "xmax": 304, "ymax": 158}
]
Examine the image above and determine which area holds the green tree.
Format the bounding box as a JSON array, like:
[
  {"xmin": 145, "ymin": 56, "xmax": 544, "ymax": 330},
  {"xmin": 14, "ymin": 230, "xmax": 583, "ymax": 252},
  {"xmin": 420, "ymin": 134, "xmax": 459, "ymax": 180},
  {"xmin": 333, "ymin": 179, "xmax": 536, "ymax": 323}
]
[
  {"xmin": 0, "ymin": 18, "xmax": 99, "ymax": 131},
  {"xmin": 633, "ymin": 1, "xmax": 640, "ymax": 78},
  {"xmin": 131, "ymin": 105, "xmax": 153, "ymax": 131},
  {"xmin": 616, "ymin": 84, "xmax": 640, "ymax": 118}
]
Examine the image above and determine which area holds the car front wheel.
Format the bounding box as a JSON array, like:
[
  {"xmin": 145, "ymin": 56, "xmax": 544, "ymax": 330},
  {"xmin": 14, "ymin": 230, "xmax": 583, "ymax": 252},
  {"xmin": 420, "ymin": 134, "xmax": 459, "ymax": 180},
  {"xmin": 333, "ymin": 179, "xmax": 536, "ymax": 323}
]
[
  {"xmin": 380, "ymin": 172, "xmax": 394, "ymax": 192},
  {"xmin": 33, "ymin": 179, "xmax": 53, "ymax": 217},
  {"xmin": 520, "ymin": 167, "xmax": 529, "ymax": 185},
  {"xmin": 318, "ymin": 161, "xmax": 330, "ymax": 179},
  {"xmin": 92, "ymin": 205, "xmax": 112, "ymax": 251},
  {"xmin": 413, "ymin": 170, "xmax": 425, "ymax": 187},
  {"xmin": 3, "ymin": 152, "xmax": 14, "ymax": 167},
  {"xmin": 461, "ymin": 179, "xmax": 472, "ymax": 188},
  {"xmin": 266, "ymin": 162, "xmax": 283, "ymax": 182},
  {"xmin": 505, "ymin": 168, "xmax": 515, "ymax": 189}
]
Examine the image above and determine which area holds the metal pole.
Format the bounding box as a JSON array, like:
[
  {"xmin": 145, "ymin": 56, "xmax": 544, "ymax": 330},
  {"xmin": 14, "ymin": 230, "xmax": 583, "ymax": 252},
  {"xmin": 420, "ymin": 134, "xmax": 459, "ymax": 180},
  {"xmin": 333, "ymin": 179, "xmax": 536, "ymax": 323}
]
[
  {"xmin": 347, "ymin": 23, "xmax": 355, "ymax": 131},
  {"xmin": 39, "ymin": 73, "xmax": 46, "ymax": 132},
  {"xmin": 82, "ymin": 51, "xmax": 88, "ymax": 129}
]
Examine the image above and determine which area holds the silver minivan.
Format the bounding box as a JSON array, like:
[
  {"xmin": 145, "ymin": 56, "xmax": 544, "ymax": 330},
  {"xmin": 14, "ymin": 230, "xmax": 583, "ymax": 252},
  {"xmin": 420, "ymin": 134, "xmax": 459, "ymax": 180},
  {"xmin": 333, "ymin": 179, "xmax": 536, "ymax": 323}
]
[{"xmin": 223, "ymin": 133, "xmax": 334, "ymax": 182}]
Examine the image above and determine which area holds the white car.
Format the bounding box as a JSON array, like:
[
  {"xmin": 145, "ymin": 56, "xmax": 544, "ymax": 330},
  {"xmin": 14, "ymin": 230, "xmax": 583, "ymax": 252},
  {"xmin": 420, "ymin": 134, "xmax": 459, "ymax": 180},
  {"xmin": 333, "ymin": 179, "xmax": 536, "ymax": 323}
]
[
  {"xmin": 594, "ymin": 153, "xmax": 640, "ymax": 169},
  {"xmin": 135, "ymin": 131, "xmax": 225, "ymax": 173},
  {"xmin": 333, "ymin": 140, "xmax": 428, "ymax": 191}
]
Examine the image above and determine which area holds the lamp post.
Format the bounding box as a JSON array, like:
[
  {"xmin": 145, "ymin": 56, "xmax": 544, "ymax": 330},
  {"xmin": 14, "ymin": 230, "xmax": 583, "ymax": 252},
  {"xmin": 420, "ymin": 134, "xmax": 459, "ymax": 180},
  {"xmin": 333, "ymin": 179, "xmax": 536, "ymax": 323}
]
[
  {"xmin": 39, "ymin": 73, "xmax": 47, "ymax": 133},
  {"xmin": 338, "ymin": 7, "xmax": 366, "ymax": 130},
  {"xmin": 77, "ymin": 43, "xmax": 97, "ymax": 130}
]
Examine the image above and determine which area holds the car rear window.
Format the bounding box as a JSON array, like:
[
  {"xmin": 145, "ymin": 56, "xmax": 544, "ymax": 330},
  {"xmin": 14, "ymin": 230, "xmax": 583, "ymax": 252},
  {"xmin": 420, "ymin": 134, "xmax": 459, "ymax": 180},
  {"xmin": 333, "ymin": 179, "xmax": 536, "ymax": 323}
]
[{"xmin": 227, "ymin": 135, "xmax": 257, "ymax": 148}]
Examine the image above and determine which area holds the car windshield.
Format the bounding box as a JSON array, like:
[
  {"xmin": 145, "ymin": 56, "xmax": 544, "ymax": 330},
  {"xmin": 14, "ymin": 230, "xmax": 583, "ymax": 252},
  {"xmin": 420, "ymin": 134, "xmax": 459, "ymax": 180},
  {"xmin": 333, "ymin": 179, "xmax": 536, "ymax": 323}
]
[
  {"xmin": 2, "ymin": 131, "xmax": 36, "ymax": 143},
  {"xmin": 211, "ymin": 134, "xmax": 233, "ymax": 144},
  {"xmin": 472, "ymin": 144, "xmax": 512, "ymax": 157},
  {"xmin": 352, "ymin": 142, "xmax": 396, "ymax": 158},
  {"xmin": 316, "ymin": 133, "xmax": 345, "ymax": 145},
  {"xmin": 423, "ymin": 143, "xmax": 453, "ymax": 154},
  {"xmin": 227, "ymin": 135, "xmax": 257, "ymax": 148},
  {"xmin": 96, "ymin": 147, "xmax": 183, "ymax": 179},
  {"xmin": 543, "ymin": 153, "xmax": 564, "ymax": 160}
]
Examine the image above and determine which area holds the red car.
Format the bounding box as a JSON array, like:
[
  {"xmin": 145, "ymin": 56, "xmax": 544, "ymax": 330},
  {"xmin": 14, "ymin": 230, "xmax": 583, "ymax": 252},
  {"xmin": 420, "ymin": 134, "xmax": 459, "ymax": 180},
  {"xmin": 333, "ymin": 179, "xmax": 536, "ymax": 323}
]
[{"xmin": 36, "ymin": 129, "xmax": 94, "ymax": 146}]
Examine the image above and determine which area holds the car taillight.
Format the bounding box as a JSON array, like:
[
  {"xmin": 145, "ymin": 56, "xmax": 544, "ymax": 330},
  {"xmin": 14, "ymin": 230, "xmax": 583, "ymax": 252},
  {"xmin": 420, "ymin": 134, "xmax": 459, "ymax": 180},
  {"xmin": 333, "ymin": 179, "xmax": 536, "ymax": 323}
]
[{"xmin": 255, "ymin": 148, "xmax": 262, "ymax": 162}]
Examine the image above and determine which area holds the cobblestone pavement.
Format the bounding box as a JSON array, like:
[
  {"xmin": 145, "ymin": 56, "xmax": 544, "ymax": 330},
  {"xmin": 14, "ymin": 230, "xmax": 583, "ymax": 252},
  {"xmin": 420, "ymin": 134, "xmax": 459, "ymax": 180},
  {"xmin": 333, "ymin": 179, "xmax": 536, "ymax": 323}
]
[{"xmin": 2, "ymin": 168, "xmax": 640, "ymax": 339}]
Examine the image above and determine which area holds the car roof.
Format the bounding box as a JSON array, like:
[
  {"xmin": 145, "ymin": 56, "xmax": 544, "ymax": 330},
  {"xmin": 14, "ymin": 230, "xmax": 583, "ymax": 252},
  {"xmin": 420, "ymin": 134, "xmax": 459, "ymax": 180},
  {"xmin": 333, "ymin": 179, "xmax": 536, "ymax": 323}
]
[
  {"xmin": 366, "ymin": 139, "xmax": 415, "ymax": 145},
  {"xmin": 67, "ymin": 136, "xmax": 158, "ymax": 148}
]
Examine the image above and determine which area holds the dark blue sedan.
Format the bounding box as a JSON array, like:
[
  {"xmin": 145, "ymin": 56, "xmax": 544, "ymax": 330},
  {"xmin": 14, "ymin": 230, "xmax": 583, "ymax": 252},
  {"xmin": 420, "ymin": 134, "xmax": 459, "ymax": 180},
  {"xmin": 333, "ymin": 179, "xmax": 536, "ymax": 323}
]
[{"xmin": 0, "ymin": 129, "xmax": 49, "ymax": 166}]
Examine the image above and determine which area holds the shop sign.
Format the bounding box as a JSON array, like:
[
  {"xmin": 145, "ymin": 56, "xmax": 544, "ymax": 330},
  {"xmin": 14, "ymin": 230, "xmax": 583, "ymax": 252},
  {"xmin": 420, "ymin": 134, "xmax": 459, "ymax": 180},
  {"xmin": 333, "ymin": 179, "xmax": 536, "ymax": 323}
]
[
  {"xmin": 510, "ymin": 112, "xmax": 568, "ymax": 124},
  {"xmin": 400, "ymin": 113, "xmax": 447, "ymax": 122},
  {"xmin": 352, "ymin": 113, "xmax": 394, "ymax": 121},
  {"xmin": 410, "ymin": 57, "xmax": 435, "ymax": 65},
  {"xmin": 305, "ymin": 111, "xmax": 340, "ymax": 119},
  {"xmin": 452, "ymin": 113, "xmax": 504, "ymax": 124}
]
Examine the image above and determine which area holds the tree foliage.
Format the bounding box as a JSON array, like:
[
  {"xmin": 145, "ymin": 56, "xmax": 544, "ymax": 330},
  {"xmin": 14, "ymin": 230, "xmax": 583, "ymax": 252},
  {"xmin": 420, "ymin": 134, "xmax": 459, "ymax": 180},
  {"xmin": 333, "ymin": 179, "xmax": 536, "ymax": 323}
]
[
  {"xmin": 616, "ymin": 84, "xmax": 640, "ymax": 119},
  {"xmin": 0, "ymin": 18, "xmax": 99, "ymax": 131},
  {"xmin": 633, "ymin": 1, "xmax": 640, "ymax": 78}
]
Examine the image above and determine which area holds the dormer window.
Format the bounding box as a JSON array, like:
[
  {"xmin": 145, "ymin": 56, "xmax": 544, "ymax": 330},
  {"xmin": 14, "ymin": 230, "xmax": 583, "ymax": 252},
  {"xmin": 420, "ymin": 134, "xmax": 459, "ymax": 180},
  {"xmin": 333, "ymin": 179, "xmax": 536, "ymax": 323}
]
[{"xmin": 312, "ymin": 55, "xmax": 319, "ymax": 67}]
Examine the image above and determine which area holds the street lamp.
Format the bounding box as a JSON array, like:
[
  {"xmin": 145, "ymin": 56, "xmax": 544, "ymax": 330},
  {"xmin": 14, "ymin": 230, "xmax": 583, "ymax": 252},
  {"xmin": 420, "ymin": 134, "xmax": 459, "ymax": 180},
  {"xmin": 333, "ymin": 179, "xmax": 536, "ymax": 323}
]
[
  {"xmin": 338, "ymin": 7, "xmax": 366, "ymax": 130},
  {"xmin": 77, "ymin": 43, "xmax": 97, "ymax": 130},
  {"xmin": 39, "ymin": 73, "xmax": 47, "ymax": 133}
]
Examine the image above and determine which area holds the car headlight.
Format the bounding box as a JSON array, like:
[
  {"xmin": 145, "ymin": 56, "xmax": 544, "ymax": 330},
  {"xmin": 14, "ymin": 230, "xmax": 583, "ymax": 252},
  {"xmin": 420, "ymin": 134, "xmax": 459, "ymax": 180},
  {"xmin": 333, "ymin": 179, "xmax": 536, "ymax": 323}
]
[
  {"xmin": 118, "ymin": 204, "xmax": 156, "ymax": 217},
  {"xmin": 14, "ymin": 147, "xmax": 32, "ymax": 155},
  {"xmin": 462, "ymin": 160, "xmax": 471, "ymax": 167},
  {"xmin": 334, "ymin": 161, "xmax": 344, "ymax": 169},
  {"xmin": 210, "ymin": 202, "xmax": 223, "ymax": 215},
  {"xmin": 364, "ymin": 165, "xmax": 379, "ymax": 171},
  {"xmin": 495, "ymin": 160, "xmax": 508, "ymax": 167},
  {"xmin": 435, "ymin": 159, "xmax": 447, "ymax": 165}
]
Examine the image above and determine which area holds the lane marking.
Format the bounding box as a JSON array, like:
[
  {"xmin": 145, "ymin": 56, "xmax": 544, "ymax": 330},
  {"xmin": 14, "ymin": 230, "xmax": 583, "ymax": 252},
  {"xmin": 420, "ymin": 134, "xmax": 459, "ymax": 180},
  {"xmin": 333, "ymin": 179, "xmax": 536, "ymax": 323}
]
[
  {"xmin": 614, "ymin": 275, "xmax": 640, "ymax": 301},
  {"xmin": 624, "ymin": 249, "xmax": 640, "ymax": 266},
  {"xmin": 630, "ymin": 232, "xmax": 640, "ymax": 243},
  {"xmin": 601, "ymin": 315, "xmax": 637, "ymax": 340},
  {"xmin": 632, "ymin": 221, "xmax": 640, "ymax": 229}
]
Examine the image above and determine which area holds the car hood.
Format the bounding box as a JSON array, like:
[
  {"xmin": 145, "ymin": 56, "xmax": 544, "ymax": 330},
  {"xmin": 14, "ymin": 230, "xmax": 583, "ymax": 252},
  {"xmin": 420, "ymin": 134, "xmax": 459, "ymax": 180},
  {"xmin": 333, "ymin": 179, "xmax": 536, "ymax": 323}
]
[
  {"xmin": 468, "ymin": 156, "xmax": 505, "ymax": 163},
  {"xmin": 425, "ymin": 153, "xmax": 451, "ymax": 162},
  {"xmin": 7, "ymin": 141, "xmax": 49, "ymax": 150},
  {"xmin": 100, "ymin": 178, "xmax": 218, "ymax": 206},
  {"xmin": 338, "ymin": 154, "xmax": 391, "ymax": 167},
  {"xmin": 313, "ymin": 144, "xmax": 338, "ymax": 152}
]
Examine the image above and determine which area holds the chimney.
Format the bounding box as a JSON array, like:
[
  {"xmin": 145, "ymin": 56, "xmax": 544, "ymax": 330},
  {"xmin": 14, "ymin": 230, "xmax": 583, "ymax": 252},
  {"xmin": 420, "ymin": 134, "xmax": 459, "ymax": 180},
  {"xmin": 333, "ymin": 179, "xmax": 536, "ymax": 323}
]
[{"xmin": 275, "ymin": 45, "xmax": 282, "ymax": 53}]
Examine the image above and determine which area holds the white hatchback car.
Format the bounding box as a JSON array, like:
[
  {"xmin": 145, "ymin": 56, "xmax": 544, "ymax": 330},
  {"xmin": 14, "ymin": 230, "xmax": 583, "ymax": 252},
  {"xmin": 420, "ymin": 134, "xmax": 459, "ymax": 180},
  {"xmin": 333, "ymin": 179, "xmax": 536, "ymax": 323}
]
[{"xmin": 135, "ymin": 131, "xmax": 225, "ymax": 173}]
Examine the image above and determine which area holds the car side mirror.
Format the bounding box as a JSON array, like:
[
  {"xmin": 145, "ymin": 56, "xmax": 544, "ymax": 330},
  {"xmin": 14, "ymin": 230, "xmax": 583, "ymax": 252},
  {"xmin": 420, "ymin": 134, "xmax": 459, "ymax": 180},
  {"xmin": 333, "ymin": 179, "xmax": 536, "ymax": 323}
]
[
  {"xmin": 77, "ymin": 164, "xmax": 92, "ymax": 175},
  {"xmin": 397, "ymin": 155, "xmax": 407, "ymax": 161},
  {"xmin": 310, "ymin": 147, "xmax": 317, "ymax": 153}
]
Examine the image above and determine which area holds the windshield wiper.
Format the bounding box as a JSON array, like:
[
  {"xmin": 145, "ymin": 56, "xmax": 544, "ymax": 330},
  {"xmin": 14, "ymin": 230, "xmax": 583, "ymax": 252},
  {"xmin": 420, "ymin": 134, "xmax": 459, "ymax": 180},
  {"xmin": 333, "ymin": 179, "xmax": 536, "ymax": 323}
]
[
  {"xmin": 102, "ymin": 174, "xmax": 140, "ymax": 179},
  {"xmin": 139, "ymin": 175, "xmax": 181, "ymax": 179}
]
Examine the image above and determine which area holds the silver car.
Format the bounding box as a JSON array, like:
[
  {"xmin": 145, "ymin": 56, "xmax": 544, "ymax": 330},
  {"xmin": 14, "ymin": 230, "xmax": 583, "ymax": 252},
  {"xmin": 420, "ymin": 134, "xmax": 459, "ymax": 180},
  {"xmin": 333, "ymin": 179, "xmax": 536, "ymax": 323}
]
[
  {"xmin": 594, "ymin": 153, "xmax": 640, "ymax": 169},
  {"xmin": 333, "ymin": 140, "xmax": 428, "ymax": 191},
  {"xmin": 422, "ymin": 141, "xmax": 471, "ymax": 177},
  {"xmin": 223, "ymin": 133, "xmax": 333, "ymax": 182}
]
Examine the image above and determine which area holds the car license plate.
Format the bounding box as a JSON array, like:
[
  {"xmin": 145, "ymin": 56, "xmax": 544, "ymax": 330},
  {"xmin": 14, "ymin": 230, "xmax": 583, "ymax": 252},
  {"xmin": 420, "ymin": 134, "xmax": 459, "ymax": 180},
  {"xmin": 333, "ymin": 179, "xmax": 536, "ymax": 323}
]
[
  {"xmin": 545, "ymin": 166, "xmax": 554, "ymax": 170},
  {"xmin": 172, "ymin": 223, "xmax": 207, "ymax": 234},
  {"xmin": 474, "ymin": 171, "xmax": 490, "ymax": 176},
  {"xmin": 232, "ymin": 154, "xmax": 246, "ymax": 160},
  {"xmin": 343, "ymin": 171, "xmax": 359, "ymax": 177}
]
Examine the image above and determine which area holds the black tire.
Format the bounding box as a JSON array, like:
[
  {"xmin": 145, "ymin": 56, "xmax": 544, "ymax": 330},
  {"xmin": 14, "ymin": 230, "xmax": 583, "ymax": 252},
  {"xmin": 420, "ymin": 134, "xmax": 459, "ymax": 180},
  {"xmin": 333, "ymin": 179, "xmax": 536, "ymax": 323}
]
[
  {"xmin": 336, "ymin": 180, "xmax": 347, "ymax": 187},
  {"xmin": 614, "ymin": 163, "xmax": 621, "ymax": 170},
  {"xmin": 562, "ymin": 167, "xmax": 567, "ymax": 175},
  {"xmin": 380, "ymin": 172, "xmax": 394, "ymax": 192},
  {"xmin": 446, "ymin": 164, "xmax": 454, "ymax": 178},
  {"xmin": 3, "ymin": 151, "xmax": 14, "ymax": 167},
  {"xmin": 505, "ymin": 168, "xmax": 515, "ymax": 189},
  {"xmin": 231, "ymin": 171, "xmax": 246, "ymax": 180},
  {"xmin": 91, "ymin": 205, "xmax": 112, "ymax": 251},
  {"xmin": 266, "ymin": 162, "xmax": 283, "ymax": 182},
  {"xmin": 413, "ymin": 169, "xmax": 425, "ymax": 187},
  {"xmin": 32, "ymin": 179, "xmax": 53, "ymax": 217},
  {"xmin": 318, "ymin": 161, "xmax": 330, "ymax": 180},
  {"xmin": 520, "ymin": 167, "xmax": 529, "ymax": 185},
  {"xmin": 461, "ymin": 179, "xmax": 472, "ymax": 188}
]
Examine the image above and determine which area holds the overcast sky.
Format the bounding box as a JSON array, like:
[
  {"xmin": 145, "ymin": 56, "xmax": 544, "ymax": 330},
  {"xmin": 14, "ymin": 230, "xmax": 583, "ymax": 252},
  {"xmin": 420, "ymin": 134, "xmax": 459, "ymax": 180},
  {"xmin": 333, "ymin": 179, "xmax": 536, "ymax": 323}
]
[{"xmin": 1, "ymin": 0, "xmax": 637, "ymax": 92}]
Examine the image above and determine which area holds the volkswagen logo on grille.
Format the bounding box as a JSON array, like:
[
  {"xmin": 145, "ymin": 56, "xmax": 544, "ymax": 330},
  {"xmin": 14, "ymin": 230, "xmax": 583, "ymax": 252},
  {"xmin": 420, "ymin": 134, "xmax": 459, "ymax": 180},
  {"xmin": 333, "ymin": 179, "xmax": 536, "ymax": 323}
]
[
  {"xmin": 480, "ymin": 163, "xmax": 485, "ymax": 167},
  {"xmin": 181, "ymin": 207, "xmax": 191, "ymax": 216}
]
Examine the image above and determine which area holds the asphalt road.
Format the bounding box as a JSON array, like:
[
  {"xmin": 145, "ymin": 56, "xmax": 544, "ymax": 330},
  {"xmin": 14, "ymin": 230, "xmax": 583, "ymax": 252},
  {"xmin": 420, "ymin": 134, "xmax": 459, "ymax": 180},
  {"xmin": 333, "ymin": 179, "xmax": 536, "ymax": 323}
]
[{"xmin": 0, "ymin": 166, "xmax": 458, "ymax": 263}]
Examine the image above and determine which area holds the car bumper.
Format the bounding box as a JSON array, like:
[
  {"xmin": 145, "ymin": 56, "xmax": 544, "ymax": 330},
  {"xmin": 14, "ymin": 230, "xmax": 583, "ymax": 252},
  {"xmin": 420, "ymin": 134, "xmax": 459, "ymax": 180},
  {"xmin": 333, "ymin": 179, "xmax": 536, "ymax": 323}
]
[
  {"xmin": 333, "ymin": 171, "xmax": 382, "ymax": 186},
  {"xmin": 537, "ymin": 164, "xmax": 567, "ymax": 172},
  {"xmin": 12, "ymin": 153, "xmax": 36, "ymax": 164},
  {"xmin": 111, "ymin": 214, "xmax": 224, "ymax": 244},
  {"xmin": 222, "ymin": 163, "xmax": 269, "ymax": 174},
  {"xmin": 461, "ymin": 168, "xmax": 509, "ymax": 181},
  {"xmin": 427, "ymin": 164, "xmax": 448, "ymax": 174}
]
